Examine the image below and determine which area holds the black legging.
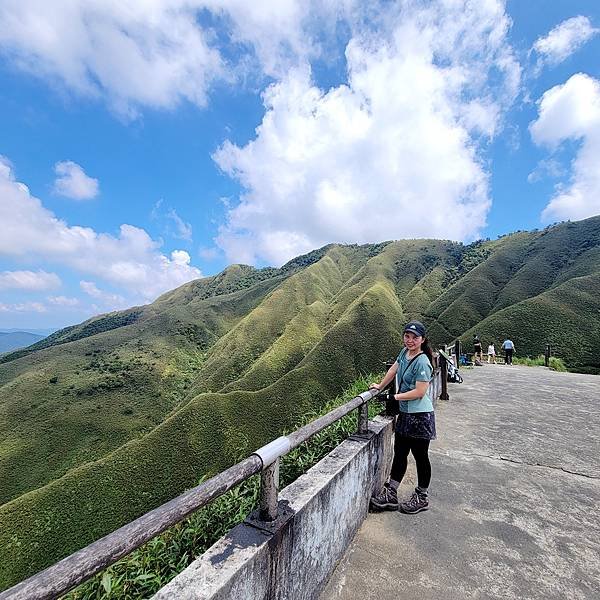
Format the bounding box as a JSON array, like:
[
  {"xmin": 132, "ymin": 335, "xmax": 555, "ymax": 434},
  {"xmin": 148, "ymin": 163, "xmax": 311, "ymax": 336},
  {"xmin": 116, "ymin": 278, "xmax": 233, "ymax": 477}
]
[{"xmin": 390, "ymin": 433, "xmax": 431, "ymax": 489}]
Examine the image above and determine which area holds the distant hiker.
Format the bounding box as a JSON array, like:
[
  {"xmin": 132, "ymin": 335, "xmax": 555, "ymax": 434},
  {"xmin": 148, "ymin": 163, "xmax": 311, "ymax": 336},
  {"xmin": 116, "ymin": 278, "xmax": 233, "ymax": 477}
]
[
  {"xmin": 369, "ymin": 320, "xmax": 435, "ymax": 514},
  {"xmin": 473, "ymin": 335, "xmax": 483, "ymax": 365},
  {"xmin": 487, "ymin": 343, "xmax": 496, "ymax": 364},
  {"xmin": 502, "ymin": 339, "xmax": 515, "ymax": 364}
]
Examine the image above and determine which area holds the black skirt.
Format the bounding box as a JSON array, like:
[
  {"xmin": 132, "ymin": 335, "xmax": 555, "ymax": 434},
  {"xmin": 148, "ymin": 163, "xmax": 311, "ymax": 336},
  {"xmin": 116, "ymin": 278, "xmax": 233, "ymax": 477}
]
[{"xmin": 395, "ymin": 411, "xmax": 436, "ymax": 440}]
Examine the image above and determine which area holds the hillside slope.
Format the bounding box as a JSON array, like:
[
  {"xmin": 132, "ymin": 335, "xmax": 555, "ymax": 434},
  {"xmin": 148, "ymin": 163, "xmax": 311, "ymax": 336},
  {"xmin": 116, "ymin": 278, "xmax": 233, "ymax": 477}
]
[{"xmin": 0, "ymin": 217, "xmax": 599, "ymax": 589}]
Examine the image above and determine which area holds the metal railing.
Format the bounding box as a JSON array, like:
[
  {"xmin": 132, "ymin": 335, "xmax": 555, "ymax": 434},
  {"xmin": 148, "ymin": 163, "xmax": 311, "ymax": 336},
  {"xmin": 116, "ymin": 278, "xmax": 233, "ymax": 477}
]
[{"xmin": 1, "ymin": 362, "xmax": 444, "ymax": 600}]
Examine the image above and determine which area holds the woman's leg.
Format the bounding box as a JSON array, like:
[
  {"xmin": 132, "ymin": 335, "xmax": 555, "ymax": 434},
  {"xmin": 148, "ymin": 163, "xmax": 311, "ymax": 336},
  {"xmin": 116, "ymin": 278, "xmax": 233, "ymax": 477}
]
[
  {"xmin": 409, "ymin": 438, "xmax": 431, "ymax": 489},
  {"xmin": 390, "ymin": 433, "xmax": 412, "ymax": 485},
  {"xmin": 370, "ymin": 433, "xmax": 411, "ymax": 510},
  {"xmin": 398, "ymin": 437, "xmax": 432, "ymax": 514}
]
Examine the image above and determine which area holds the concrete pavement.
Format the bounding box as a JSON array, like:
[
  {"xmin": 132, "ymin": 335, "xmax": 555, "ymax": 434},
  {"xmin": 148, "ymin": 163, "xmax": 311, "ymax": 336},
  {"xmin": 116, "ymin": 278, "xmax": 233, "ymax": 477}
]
[{"xmin": 320, "ymin": 365, "xmax": 600, "ymax": 600}]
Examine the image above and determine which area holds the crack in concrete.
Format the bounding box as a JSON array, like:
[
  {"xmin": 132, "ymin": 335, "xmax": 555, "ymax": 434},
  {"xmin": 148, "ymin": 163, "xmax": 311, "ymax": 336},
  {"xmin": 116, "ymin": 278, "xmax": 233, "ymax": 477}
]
[{"xmin": 432, "ymin": 449, "xmax": 600, "ymax": 480}]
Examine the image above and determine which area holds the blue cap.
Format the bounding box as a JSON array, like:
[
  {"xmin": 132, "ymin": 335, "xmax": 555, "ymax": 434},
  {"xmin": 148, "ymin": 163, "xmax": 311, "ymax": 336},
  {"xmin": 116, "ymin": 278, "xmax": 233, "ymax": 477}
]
[{"xmin": 404, "ymin": 320, "xmax": 426, "ymax": 337}]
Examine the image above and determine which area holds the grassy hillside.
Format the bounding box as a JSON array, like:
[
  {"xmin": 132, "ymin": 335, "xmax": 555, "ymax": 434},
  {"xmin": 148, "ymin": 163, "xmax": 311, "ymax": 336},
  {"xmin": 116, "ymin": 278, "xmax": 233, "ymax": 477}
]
[
  {"xmin": 0, "ymin": 248, "xmax": 407, "ymax": 588},
  {"xmin": 459, "ymin": 273, "xmax": 600, "ymax": 373},
  {"xmin": 0, "ymin": 273, "xmax": 287, "ymax": 505},
  {"xmin": 1, "ymin": 216, "xmax": 599, "ymax": 590}
]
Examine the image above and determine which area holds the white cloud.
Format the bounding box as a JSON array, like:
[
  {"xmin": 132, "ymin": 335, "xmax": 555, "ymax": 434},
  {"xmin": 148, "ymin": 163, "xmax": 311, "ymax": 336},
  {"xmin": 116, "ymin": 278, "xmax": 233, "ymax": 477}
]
[
  {"xmin": 0, "ymin": 157, "xmax": 202, "ymax": 300},
  {"xmin": 47, "ymin": 295, "xmax": 80, "ymax": 307},
  {"xmin": 527, "ymin": 158, "xmax": 566, "ymax": 183},
  {"xmin": 530, "ymin": 73, "xmax": 600, "ymax": 222},
  {"xmin": 0, "ymin": 0, "xmax": 331, "ymax": 117},
  {"xmin": 0, "ymin": 269, "xmax": 61, "ymax": 291},
  {"xmin": 53, "ymin": 161, "xmax": 99, "ymax": 200},
  {"xmin": 80, "ymin": 281, "xmax": 127, "ymax": 309},
  {"xmin": 151, "ymin": 200, "xmax": 193, "ymax": 241},
  {"xmin": 167, "ymin": 210, "xmax": 193, "ymax": 241},
  {"xmin": 7, "ymin": 1, "xmax": 521, "ymax": 120},
  {"xmin": 533, "ymin": 16, "xmax": 599, "ymax": 68},
  {"xmin": 203, "ymin": 1, "xmax": 305, "ymax": 77},
  {"xmin": 0, "ymin": 2, "xmax": 524, "ymax": 270},
  {"xmin": 0, "ymin": 0, "xmax": 225, "ymax": 117},
  {"xmin": 170, "ymin": 250, "xmax": 192, "ymax": 265},
  {"xmin": 214, "ymin": 1, "xmax": 520, "ymax": 265},
  {"xmin": 0, "ymin": 301, "xmax": 47, "ymax": 313},
  {"xmin": 198, "ymin": 246, "xmax": 219, "ymax": 260}
]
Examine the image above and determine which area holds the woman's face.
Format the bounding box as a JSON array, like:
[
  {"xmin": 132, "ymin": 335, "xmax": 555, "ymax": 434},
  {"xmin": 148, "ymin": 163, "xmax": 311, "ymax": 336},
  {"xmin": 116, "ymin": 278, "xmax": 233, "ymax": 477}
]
[{"xmin": 403, "ymin": 331, "xmax": 423, "ymax": 351}]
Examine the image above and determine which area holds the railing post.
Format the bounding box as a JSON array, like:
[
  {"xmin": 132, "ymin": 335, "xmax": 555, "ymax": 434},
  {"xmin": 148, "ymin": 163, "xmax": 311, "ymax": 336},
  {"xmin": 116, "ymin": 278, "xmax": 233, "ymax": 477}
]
[
  {"xmin": 259, "ymin": 458, "xmax": 279, "ymax": 521},
  {"xmin": 454, "ymin": 339, "xmax": 461, "ymax": 367},
  {"xmin": 545, "ymin": 344, "xmax": 551, "ymax": 368},
  {"xmin": 357, "ymin": 401, "xmax": 369, "ymax": 434},
  {"xmin": 440, "ymin": 353, "xmax": 449, "ymax": 401}
]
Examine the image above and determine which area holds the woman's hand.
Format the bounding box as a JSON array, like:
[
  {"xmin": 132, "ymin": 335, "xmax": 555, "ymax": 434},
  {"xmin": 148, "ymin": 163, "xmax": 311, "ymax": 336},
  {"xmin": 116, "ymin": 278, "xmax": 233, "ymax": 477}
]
[
  {"xmin": 396, "ymin": 380, "xmax": 429, "ymax": 401},
  {"xmin": 369, "ymin": 383, "xmax": 381, "ymax": 390}
]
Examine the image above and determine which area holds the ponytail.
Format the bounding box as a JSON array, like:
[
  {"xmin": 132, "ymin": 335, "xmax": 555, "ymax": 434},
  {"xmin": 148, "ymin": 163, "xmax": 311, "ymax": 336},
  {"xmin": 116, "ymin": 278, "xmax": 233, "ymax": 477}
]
[{"xmin": 421, "ymin": 337, "xmax": 434, "ymax": 366}]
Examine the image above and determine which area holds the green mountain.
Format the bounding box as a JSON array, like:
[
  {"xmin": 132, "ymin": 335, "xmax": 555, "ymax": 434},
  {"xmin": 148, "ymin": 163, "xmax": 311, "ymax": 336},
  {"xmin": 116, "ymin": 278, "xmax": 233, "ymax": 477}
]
[
  {"xmin": 0, "ymin": 331, "xmax": 45, "ymax": 353},
  {"xmin": 1, "ymin": 216, "xmax": 599, "ymax": 590}
]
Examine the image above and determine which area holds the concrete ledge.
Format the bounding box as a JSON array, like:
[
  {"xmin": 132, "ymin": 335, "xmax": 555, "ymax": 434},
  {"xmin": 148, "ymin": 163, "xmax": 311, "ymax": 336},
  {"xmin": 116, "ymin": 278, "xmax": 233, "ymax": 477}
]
[{"xmin": 153, "ymin": 415, "xmax": 394, "ymax": 599}]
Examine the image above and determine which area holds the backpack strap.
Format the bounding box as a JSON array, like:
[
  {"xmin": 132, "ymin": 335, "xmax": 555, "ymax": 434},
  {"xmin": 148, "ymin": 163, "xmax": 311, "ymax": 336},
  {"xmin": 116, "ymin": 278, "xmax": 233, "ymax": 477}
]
[{"xmin": 397, "ymin": 351, "xmax": 424, "ymax": 391}]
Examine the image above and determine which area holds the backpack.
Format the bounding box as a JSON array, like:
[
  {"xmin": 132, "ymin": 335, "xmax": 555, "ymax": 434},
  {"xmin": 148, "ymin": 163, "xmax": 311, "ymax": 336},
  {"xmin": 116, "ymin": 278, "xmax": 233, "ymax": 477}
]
[{"xmin": 447, "ymin": 361, "xmax": 463, "ymax": 384}]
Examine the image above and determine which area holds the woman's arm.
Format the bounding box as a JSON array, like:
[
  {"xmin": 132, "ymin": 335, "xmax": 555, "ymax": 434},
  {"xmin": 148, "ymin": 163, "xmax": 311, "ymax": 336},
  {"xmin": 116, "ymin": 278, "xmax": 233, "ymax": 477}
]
[
  {"xmin": 395, "ymin": 380, "xmax": 429, "ymax": 401},
  {"xmin": 370, "ymin": 362, "xmax": 398, "ymax": 391}
]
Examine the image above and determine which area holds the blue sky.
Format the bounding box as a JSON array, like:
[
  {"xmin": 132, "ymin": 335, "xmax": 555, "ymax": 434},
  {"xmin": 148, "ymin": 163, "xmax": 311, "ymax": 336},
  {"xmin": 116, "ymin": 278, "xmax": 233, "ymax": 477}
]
[{"xmin": 1, "ymin": 1, "xmax": 599, "ymax": 329}]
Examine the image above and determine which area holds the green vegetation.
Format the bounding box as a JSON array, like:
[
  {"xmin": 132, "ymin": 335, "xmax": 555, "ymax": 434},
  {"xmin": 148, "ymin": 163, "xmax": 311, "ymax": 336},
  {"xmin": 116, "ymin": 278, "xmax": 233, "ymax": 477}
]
[
  {"xmin": 0, "ymin": 216, "xmax": 599, "ymax": 591},
  {"xmin": 0, "ymin": 309, "xmax": 142, "ymax": 364},
  {"xmin": 512, "ymin": 355, "xmax": 567, "ymax": 371},
  {"xmin": 0, "ymin": 245, "xmax": 405, "ymax": 589},
  {"xmin": 442, "ymin": 238, "xmax": 494, "ymax": 288},
  {"xmin": 456, "ymin": 271, "xmax": 600, "ymax": 374},
  {"xmin": 65, "ymin": 375, "xmax": 383, "ymax": 600}
]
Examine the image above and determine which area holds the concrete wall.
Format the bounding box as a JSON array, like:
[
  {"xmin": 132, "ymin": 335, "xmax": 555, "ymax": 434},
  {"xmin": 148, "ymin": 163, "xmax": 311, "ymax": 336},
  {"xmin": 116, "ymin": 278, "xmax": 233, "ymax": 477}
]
[{"xmin": 153, "ymin": 415, "xmax": 395, "ymax": 600}]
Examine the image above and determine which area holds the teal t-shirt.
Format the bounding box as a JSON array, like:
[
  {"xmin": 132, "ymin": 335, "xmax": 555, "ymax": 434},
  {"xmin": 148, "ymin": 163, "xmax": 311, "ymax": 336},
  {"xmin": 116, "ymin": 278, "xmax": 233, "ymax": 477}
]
[{"xmin": 396, "ymin": 348, "xmax": 434, "ymax": 413}]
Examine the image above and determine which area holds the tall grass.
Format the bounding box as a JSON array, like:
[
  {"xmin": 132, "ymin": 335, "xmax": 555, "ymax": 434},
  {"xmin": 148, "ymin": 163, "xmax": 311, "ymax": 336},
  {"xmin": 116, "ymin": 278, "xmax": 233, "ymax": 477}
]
[
  {"xmin": 65, "ymin": 375, "xmax": 384, "ymax": 600},
  {"xmin": 512, "ymin": 355, "xmax": 567, "ymax": 372}
]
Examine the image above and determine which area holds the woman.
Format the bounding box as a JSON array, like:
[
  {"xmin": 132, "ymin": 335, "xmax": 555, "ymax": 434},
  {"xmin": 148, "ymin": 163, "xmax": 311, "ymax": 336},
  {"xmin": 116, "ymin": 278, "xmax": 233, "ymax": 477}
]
[
  {"xmin": 369, "ymin": 320, "xmax": 435, "ymax": 514},
  {"xmin": 487, "ymin": 343, "xmax": 496, "ymax": 364}
]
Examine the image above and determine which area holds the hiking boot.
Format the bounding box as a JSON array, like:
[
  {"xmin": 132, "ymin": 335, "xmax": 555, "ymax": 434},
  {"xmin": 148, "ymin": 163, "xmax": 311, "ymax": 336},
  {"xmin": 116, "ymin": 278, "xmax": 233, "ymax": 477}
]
[
  {"xmin": 370, "ymin": 483, "xmax": 398, "ymax": 511},
  {"xmin": 399, "ymin": 489, "xmax": 429, "ymax": 514}
]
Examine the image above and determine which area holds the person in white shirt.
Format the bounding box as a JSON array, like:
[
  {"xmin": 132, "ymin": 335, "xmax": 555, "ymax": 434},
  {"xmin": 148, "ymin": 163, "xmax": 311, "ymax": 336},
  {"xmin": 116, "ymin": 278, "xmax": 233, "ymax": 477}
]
[{"xmin": 487, "ymin": 343, "xmax": 496, "ymax": 363}]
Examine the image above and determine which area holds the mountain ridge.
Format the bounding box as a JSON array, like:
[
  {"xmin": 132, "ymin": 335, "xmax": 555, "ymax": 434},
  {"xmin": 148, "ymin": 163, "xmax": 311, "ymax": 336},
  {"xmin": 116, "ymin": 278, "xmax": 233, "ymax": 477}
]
[
  {"xmin": 0, "ymin": 331, "xmax": 45, "ymax": 353},
  {"xmin": 1, "ymin": 216, "xmax": 599, "ymax": 589}
]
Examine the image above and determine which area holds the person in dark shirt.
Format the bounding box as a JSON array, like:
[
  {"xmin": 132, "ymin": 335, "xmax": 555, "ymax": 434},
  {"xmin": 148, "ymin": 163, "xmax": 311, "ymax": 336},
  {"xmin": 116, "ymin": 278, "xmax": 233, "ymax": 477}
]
[{"xmin": 473, "ymin": 335, "xmax": 483, "ymax": 363}]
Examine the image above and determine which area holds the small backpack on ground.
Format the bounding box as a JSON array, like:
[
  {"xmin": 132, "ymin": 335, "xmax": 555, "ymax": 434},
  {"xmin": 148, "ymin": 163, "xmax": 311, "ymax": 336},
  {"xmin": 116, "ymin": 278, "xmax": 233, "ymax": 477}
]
[{"xmin": 447, "ymin": 361, "xmax": 463, "ymax": 384}]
